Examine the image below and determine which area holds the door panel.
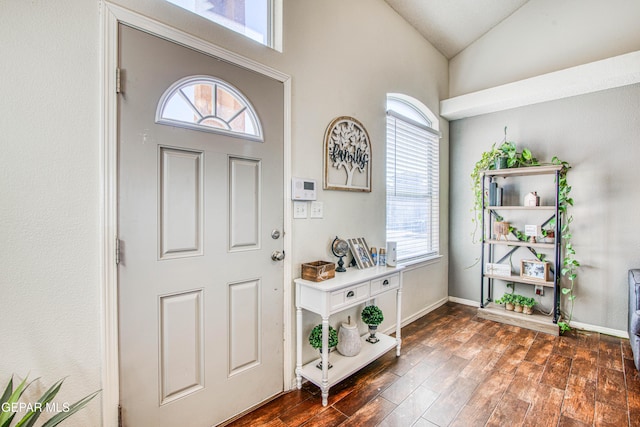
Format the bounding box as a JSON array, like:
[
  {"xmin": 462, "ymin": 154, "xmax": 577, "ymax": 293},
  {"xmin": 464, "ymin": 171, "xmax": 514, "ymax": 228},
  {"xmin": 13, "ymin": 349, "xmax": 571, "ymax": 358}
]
[
  {"xmin": 159, "ymin": 147, "xmax": 204, "ymax": 259},
  {"xmin": 229, "ymin": 157, "xmax": 261, "ymax": 251},
  {"xmin": 159, "ymin": 289, "xmax": 204, "ymax": 404},
  {"xmin": 118, "ymin": 24, "xmax": 284, "ymax": 426}
]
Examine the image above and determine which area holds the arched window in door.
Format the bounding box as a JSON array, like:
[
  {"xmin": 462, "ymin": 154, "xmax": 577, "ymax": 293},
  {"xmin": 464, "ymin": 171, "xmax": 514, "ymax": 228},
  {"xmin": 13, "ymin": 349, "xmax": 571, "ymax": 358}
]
[{"xmin": 156, "ymin": 75, "xmax": 263, "ymax": 141}]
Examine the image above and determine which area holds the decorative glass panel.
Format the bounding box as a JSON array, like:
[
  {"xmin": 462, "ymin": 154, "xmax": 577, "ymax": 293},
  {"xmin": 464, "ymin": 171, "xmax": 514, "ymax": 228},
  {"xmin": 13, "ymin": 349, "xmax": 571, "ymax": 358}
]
[{"xmin": 156, "ymin": 75, "xmax": 263, "ymax": 142}]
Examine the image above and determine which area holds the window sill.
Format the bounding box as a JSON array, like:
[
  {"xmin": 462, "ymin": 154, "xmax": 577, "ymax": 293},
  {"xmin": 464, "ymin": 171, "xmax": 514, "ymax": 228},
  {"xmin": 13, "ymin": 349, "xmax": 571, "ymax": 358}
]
[{"xmin": 399, "ymin": 254, "xmax": 443, "ymax": 271}]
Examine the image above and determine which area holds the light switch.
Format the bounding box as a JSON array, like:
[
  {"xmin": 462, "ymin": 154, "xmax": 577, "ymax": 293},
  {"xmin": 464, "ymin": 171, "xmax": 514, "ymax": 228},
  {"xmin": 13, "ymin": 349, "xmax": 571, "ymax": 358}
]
[
  {"xmin": 310, "ymin": 201, "xmax": 323, "ymax": 218},
  {"xmin": 293, "ymin": 201, "xmax": 308, "ymax": 219}
]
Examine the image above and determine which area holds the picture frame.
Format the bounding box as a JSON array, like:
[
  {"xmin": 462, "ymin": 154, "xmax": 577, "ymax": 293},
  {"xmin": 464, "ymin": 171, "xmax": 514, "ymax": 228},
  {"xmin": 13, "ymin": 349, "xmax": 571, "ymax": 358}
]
[
  {"xmin": 520, "ymin": 259, "xmax": 549, "ymax": 281},
  {"xmin": 323, "ymin": 116, "xmax": 371, "ymax": 192},
  {"xmin": 347, "ymin": 237, "xmax": 375, "ymax": 269}
]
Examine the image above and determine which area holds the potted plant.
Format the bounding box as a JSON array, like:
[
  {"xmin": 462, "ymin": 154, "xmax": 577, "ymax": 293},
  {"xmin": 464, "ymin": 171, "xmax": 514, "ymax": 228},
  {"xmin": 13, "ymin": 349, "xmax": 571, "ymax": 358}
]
[
  {"xmin": 1, "ymin": 374, "xmax": 100, "ymax": 427},
  {"xmin": 361, "ymin": 305, "xmax": 384, "ymax": 343},
  {"xmin": 513, "ymin": 295, "xmax": 525, "ymax": 313},
  {"xmin": 495, "ymin": 293, "xmax": 515, "ymax": 311},
  {"xmin": 521, "ymin": 296, "xmax": 536, "ymax": 315},
  {"xmin": 308, "ymin": 324, "xmax": 338, "ymax": 369},
  {"xmin": 470, "ymin": 128, "xmax": 539, "ymax": 242}
]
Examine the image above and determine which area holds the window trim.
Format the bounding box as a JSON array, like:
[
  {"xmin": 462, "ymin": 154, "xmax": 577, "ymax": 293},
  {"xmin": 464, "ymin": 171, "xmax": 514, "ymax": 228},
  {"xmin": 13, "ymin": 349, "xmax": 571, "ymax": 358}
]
[
  {"xmin": 386, "ymin": 95, "xmax": 440, "ymax": 264},
  {"xmin": 155, "ymin": 75, "xmax": 264, "ymax": 142}
]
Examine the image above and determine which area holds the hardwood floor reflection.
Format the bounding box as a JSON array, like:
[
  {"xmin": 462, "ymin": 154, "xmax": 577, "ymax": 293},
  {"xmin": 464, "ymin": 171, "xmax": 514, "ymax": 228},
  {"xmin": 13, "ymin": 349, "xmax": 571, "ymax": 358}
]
[{"xmin": 223, "ymin": 302, "xmax": 640, "ymax": 426}]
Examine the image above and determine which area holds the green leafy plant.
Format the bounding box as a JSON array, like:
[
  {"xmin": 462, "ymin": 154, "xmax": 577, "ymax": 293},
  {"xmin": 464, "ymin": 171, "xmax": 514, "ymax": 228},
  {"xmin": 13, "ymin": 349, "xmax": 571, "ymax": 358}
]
[
  {"xmin": 0, "ymin": 375, "xmax": 100, "ymax": 427},
  {"xmin": 495, "ymin": 293, "xmax": 515, "ymax": 305},
  {"xmin": 361, "ymin": 305, "xmax": 384, "ymax": 326},
  {"xmin": 471, "ymin": 128, "xmax": 539, "ymax": 242},
  {"xmin": 521, "ymin": 296, "xmax": 536, "ymax": 308},
  {"xmin": 553, "ymin": 157, "xmax": 579, "ymax": 334},
  {"xmin": 308, "ymin": 325, "xmax": 338, "ymax": 350}
]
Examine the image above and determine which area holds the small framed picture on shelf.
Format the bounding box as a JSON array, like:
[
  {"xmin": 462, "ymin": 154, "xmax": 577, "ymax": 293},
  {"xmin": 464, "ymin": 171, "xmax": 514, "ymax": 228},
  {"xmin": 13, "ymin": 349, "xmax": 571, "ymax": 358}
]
[
  {"xmin": 520, "ymin": 259, "xmax": 549, "ymax": 281},
  {"xmin": 347, "ymin": 237, "xmax": 375, "ymax": 269}
]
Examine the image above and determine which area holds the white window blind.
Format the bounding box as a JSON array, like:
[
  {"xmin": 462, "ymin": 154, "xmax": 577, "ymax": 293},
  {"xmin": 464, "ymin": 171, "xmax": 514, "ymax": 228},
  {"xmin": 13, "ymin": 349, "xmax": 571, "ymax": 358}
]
[{"xmin": 386, "ymin": 113, "xmax": 440, "ymax": 263}]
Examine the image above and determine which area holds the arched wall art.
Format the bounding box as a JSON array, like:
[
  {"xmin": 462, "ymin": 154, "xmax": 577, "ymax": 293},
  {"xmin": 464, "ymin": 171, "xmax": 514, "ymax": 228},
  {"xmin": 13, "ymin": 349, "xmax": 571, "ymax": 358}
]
[{"xmin": 323, "ymin": 116, "xmax": 371, "ymax": 192}]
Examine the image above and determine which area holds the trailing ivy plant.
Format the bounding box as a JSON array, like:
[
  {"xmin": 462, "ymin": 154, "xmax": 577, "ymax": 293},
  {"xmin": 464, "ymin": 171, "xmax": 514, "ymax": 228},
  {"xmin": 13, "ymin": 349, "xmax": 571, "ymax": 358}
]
[
  {"xmin": 553, "ymin": 156, "xmax": 578, "ymax": 334},
  {"xmin": 471, "ymin": 128, "xmax": 538, "ymax": 242},
  {"xmin": 470, "ymin": 131, "xmax": 578, "ymax": 333}
]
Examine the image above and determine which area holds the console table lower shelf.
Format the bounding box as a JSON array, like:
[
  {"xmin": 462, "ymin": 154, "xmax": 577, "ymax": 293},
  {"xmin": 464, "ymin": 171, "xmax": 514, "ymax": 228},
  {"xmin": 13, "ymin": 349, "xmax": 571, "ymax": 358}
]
[
  {"xmin": 477, "ymin": 302, "xmax": 559, "ymax": 336},
  {"xmin": 299, "ymin": 333, "xmax": 397, "ymax": 394}
]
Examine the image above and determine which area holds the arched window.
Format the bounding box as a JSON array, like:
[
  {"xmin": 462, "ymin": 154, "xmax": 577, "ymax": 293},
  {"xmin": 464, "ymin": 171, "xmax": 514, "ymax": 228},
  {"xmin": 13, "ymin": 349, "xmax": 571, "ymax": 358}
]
[
  {"xmin": 386, "ymin": 93, "xmax": 440, "ymax": 263},
  {"xmin": 156, "ymin": 75, "xmax": 263, "ymax": 141}
]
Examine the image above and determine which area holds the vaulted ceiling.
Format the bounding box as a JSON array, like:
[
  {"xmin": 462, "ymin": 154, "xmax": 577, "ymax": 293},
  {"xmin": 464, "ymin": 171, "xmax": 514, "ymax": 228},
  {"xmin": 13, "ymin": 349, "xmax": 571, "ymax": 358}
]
[{"xmin": 384, "ymin": 0, "xmax": 530, "ymax": 59}]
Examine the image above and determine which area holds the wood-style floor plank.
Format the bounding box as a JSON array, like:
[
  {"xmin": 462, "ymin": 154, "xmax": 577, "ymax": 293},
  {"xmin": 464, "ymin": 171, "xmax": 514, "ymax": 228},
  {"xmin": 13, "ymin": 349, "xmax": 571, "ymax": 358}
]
[{"xmin": 222, "ymin": 302, "xmax": 638, "ymax": 427}]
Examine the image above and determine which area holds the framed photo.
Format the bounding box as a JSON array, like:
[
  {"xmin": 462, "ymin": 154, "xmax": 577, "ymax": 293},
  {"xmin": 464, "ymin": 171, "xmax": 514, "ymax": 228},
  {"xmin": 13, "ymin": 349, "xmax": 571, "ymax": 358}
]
[
  {"xmin": 520, "ymin": 259, "xmax": 549, "ymax": 282},
  {"xmin": 347, "ymin": 237, "xmax": 375, "ymax": 269},
  {"xmin": 323, "ymin": 116, "xmax": 371, "ymax": 192}
]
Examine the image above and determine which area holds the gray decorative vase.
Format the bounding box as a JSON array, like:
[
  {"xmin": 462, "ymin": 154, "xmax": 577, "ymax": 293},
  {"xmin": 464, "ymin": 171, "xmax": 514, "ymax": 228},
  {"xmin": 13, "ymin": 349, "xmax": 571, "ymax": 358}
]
[{"xmin": 337, "ymin": 322, "xmax": 361, "ymax": 357}]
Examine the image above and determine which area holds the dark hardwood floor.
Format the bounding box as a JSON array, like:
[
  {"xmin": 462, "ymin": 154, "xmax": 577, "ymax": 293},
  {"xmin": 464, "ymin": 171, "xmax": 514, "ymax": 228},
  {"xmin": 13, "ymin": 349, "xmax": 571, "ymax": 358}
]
[{"xmin": 224, "ymin": 302, "xmax": 640, "ymax": 426}]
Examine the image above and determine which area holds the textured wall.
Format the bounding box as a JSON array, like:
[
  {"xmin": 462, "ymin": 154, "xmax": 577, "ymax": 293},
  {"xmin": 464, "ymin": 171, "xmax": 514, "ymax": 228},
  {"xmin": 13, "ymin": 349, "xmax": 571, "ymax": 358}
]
[
  {"xmin": 449, "ymin": 0, "xmax": 640, "ymax": 97},
  {"xmin": 0, "ymin": 0, "xmax": 102, "ymax": 425}
]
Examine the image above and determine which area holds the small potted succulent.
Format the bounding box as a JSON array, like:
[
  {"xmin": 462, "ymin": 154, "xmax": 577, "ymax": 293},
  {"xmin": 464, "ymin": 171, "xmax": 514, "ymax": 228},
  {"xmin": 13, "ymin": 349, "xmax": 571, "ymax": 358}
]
[
  {"xmin": 495, "ymin": 293, "xmax": 515, "ymax": 311},
  {"xmin": 513, "ymin": 295, "xmax": 525, "ymax": 313},
  {"xmin": 308, "ymin": 324, "xmax": 338, "ymax": 369},
  {"xmin": 521, "ymin": 296, "xmax": 536, "ymax": 315},
  {"xmin": 361, "ymin": 305, "xmax": 384, "ymax": 343}
]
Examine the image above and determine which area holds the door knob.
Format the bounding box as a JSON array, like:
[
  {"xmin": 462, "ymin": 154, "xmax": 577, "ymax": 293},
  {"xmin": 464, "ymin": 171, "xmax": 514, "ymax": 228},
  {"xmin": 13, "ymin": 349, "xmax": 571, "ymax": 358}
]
[{"xmin": 271, "ymin": 250, "xmax": 285, "ymax": 261}]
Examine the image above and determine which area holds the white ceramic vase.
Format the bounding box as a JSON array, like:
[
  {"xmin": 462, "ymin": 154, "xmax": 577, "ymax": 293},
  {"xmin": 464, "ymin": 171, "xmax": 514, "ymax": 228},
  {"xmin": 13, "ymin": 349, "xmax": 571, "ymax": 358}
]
[{"xmin": 337, "ymin": 322, "xmax": 361, "ymax": 357}]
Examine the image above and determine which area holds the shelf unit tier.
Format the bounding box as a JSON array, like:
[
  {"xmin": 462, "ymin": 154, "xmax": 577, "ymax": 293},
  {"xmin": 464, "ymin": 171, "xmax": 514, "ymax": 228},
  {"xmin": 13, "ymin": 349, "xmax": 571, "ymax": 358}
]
[
  {"xmin": 484, "ymin": 273, "xmax": 555, "ymax": 288},
  {"xmin": 485, "ymin": 239, "xmax": 555, "ymax": 249},
  {"xmin": 477, "ymin": 303, "xmax": 559, "ymax": 336},
  {"xmin": 487, "ymin": 205, "xmax": 556, "ymax": 211},
  {"xmin": 481, "ymin": 164, "xmax": 563, "ymax": 178},
  {"xmin": 300, "ymin": 333, "xmax": 396, "ymax": 390}
]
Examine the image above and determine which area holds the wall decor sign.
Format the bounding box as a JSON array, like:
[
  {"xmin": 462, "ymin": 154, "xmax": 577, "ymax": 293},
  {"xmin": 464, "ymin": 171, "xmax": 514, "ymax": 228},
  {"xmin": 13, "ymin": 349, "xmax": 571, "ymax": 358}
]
[
  {"xmin": 347, "ymin": 238, "xmax": 375, "ymax": 269},
  {"xmin": 323, "ymin": 116, "xmax": 371, "ymax": 192}
]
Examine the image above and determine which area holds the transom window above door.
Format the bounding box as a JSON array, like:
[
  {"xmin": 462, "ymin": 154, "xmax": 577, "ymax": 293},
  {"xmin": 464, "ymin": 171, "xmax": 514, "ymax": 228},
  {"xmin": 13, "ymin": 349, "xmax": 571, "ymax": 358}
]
[
  {"xmin": 165, "ymin": 0, "xmax": 275, "ymax": 48},
  {"xmin": 156, "ymin": 75, "xmax": 263, "ymax": 141}
]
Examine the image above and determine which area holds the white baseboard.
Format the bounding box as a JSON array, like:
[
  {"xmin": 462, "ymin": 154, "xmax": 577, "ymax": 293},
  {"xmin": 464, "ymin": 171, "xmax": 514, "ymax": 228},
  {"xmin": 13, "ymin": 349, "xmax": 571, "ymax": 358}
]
[
  {"xmin": 448, "ymin": 296, "xmax": 480, "ymax": 307},
  {"xmin": 380, "ymin": 296, "xmax": 449, "ymax": 336},
  {"xmin": 447, "ymin": 296, "xmax": 629, "ymax": 339},
  {"xmin": 569, "ymin": 321, "xmax": 629, "ymax": 339},
  {"xmin": 400, "ymin": 297, "xmax": 449, "ymax": 328}
]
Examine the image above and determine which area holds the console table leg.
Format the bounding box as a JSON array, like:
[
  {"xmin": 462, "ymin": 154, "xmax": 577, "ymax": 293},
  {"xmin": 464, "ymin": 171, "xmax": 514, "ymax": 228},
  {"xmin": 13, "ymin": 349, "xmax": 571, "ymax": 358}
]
[
  {"xmin": 321, "ymin": 316, "xmax": 330, "ymax": 406},
  {"xmin": 396, "ymin": 286, "xmax": 403, "ymax": 356},
  {"xmin": 296, "ymin": 306, "xmax": 303, "ymax": 389}
]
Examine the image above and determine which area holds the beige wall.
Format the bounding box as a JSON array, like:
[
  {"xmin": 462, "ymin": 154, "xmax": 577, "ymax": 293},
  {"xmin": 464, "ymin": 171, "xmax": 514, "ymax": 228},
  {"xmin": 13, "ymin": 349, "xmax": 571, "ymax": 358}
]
[
  {"xmin": 449, "ymin": 0, "xmax": 640, "ymax": 97},
  {"xmin": 0, "ymin": 0, "xmax": 102, "ymax": 425},
  {"xmin": 0, "ymin": 1, "xmax": 449, "ymax": 425}
]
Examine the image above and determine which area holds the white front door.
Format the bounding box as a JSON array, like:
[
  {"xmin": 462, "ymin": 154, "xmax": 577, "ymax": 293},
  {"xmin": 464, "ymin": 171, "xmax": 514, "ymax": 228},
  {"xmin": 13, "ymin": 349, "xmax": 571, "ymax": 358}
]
[{"xmin": 117, "ymin": 24, "xmax": 284, "ymax": 426}]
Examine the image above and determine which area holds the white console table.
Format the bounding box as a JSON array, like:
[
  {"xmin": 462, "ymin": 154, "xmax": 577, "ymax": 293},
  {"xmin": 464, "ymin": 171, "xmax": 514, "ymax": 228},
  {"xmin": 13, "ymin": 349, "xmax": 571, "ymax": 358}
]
[{"xmin": 294, "ymin": 265, "xmax": 403, "ymax": 406}]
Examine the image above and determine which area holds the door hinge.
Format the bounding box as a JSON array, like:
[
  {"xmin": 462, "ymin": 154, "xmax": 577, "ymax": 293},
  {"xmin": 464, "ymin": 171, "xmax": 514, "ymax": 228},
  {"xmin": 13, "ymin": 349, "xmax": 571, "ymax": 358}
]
[
  {"xmin": 118, "ymin": 404, "xmax": 123, "ymax": 427},
  {"xmin": 115, "ymin": 68, "xmax": 121, "ymax": 94},
  {"xmin": 115, "ymin": 238, "xmax": 121, "ymax": 265}
]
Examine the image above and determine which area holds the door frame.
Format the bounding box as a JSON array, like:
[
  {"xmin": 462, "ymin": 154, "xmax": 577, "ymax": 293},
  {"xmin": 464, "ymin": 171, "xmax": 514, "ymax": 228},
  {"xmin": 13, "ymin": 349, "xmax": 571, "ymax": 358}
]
[{"xmin": 99, "ymin": 3, "xmax": 293, "ymax": 425}]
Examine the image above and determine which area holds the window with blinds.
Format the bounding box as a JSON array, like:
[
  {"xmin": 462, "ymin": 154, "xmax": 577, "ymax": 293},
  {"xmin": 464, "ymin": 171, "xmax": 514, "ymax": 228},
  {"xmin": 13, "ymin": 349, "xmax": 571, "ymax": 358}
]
[{"xmin": 386, "ymin": 97, "xmax": 440, "ymax": 263}]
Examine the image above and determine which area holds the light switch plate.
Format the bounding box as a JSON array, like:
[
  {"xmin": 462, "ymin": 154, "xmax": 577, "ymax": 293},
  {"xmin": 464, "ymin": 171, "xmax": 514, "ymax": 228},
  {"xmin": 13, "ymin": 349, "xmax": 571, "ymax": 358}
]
[
  {"xmin": 293, "ymin": 201, "xmax": 308, "ymax": 219},
  {"xmin": 310, "ymin": 201, "xmax": 323, "ymax": 218}
]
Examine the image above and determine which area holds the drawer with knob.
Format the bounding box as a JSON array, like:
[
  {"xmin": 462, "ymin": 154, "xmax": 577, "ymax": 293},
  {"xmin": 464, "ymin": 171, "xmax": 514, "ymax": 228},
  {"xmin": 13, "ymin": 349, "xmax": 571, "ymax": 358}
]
[
  {"xmin": 329, "ymin": 283, "xmax": 370, "ymax": 311},
  {"xmin": 370, "ymin": 274, "xmax": 399, "ymax": 296}
]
